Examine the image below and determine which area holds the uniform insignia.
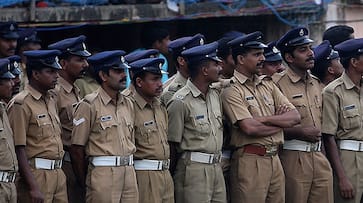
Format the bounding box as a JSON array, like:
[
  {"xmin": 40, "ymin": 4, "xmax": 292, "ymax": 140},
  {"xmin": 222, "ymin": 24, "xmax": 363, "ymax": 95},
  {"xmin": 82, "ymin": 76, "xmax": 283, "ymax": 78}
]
[
  {"xmin": 176, "ymin": 95, "xmax": 184, "ymax": 100},
  {"xmin": 37, "ymin": 114, "xmax": 46, "ymax": 119},
  {"xmin": 121, "ymin": 56, "xmax": 125, "ymax": 63},
  {"xmin": 144, "ymin": 120, "xmax": 154, "ymax": 127},
  {"xmin": 100, "ymin": 115, "xmax": 112, "ymax": 122},
  {"xmin": 73, "ymin": 118, "xmax": 85, "ymax": 126},
  {"xmin": 344, "ymin": 104, "xmax": 356, "ymax": 111},
  {"xmin": 9, "ymin": 24, "xmax": 14, "ymax": 31},
  {"xmin": 292, "ymin": 94, "xmax": 303, "ymax": 99},
  {"xmin": 7, "ymin": 64, "xmax": 10, "ymax": 71},
  {"xmin": 195, "ymin": 115, "xmax": 204, "ymax": 120},
  {"xmin": 200, "ymin": 38, "xmax": 204, "ymax": 45},
  {"xmin": 82, "ymin": 43, "xmax": 87, "ymax": 51},
  {"xmin": 245, "ymin": 96, "xmax": 254, "ymax": 101},
  {"xmin": 299, "ymin": 29, "xmax": 304, "ymax": 36},
  {"xmin": 272, "ymin": 46, "xmax": 279, "ymax": 53}
]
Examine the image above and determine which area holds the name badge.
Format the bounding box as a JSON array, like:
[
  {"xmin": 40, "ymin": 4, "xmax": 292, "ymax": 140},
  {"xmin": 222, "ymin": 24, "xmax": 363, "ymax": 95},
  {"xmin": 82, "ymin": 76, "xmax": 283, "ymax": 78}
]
[
  {"xmin": 195, "ymin": 115, "xmax": 204, "ymax": 120},
  {"xmin": 100, "ymin": 115, "xmax": 112, "ymax": 122},
  {"xmin": 144, "ymin": 120, "xmax": 154, "ymax": 127},
  {"xmin": 37, "ymin": 114, "xmax": 46, "ymax": 119},
  {"xmin": 292, "ymin": 94, "xmax": 303, "ymax": 99},
  {"xmin": 344, "ymin": 104, "xmax": 356, "ymax": 111},
  {"xmin": 245, "ymin": 96, "xmax": 254, "ymax": 101},
  {"xmin": 73, "ymin": 118, "xmax": 85, "ymax": 126}
]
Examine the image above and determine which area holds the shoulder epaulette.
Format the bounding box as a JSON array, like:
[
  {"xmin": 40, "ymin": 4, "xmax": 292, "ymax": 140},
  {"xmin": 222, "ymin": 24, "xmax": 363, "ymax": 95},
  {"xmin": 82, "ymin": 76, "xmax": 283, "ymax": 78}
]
[
  {"xmin": 173, "ymin": 87, "xmax": 190, "ymax": 100},
  {"xmin": 271, "ymin": 71, "xmax": 285, "ymax": 83},
  {"xmin": 84, "ymin": 91, "xmax": 98, "ymax": 104},
  {"xmin": 13, "ymin": 90, "xmax": 29, "ymax": 105},
  {"xmin": 121, "ymin": 88, "xmax": 132, "ymax": 97},
  {"xmin": 323, "ymin": 78, "xmax": 344, "ymax": 93}
]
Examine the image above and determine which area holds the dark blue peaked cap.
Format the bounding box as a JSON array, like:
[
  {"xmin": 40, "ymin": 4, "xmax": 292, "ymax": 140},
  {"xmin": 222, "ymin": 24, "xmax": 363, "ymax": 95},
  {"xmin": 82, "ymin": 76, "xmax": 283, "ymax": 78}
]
[
  {"xmin": 181, "ymin": 42, "xmax": 222, "ymax": 65},
  {"xmin": 0, "ymin": 22, "xmax": 19, "ymax": 39},
  {"xmin": 129, "ymin": 57, "xmax": 165, "ymax": 76},
  {"xmin": 168, "ymin": 33, "xmax": 205, "ymax": 57},
  {"xmin": 228, "ymin": 31, "xmax": 267, "ymax": 55},
  {"xmin": 0, "ymin": 59, "xmax": 15, "ymax": 79},
  {"xmin": 24, "ymin": 50, "xmax": 62, "ymax": 70},
  {"xmin": 264, "ymin": 41, "xmax": 282, "ymax": 62},
  {"xmin": 88, "ymin": 50, "xmax": 129, "ymax": 72},
  {"xmin": 334, "ymin": 38, "xmax": 363, "ymax": 58},
  {"xmin": 125, "ymin": 49, "xmax": 159, "ymax": 64},
  {"xmin": 276, "ymin": 27, "xmax": 313, "ymax": 51},
  {"xmin": 48, "ymin": 35, "xmax": 91, "ymax": 57},
  {"xmin": 314, "ymin": 40, "xmax": 339, "ymax": 64},
  {"xmin": 18, "ymin": 28, "xmax": 41, "ymax": 46},
  {"xmin": 6, "ymin": 55, "xmax": 22, "ymax": 75}
]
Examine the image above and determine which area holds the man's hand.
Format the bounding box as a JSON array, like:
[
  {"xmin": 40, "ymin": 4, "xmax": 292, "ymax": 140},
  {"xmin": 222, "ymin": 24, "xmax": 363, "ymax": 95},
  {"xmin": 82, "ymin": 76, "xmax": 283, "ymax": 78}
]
[
  {"xmin": 275, "ymin": 104, "xmax": 290, "ymax": 115},
  {"xmin": 339, "ymin": 177, "xmax": 355, "ymax": 199},
  {"xmin": 300, "ymin": 126, "xmax": 321, "ymax": 143},
  {"xmin": 29, "ymin": 188, "xmax": 44, "ymax": 203}
]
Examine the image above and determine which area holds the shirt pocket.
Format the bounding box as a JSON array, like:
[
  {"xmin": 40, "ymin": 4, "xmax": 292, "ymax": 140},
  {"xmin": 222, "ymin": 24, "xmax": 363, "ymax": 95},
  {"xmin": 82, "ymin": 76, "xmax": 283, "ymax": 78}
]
[
  {"xmin": 190, "ymin": 115, "xmax": 211, "ymax": 136},
  {"xmin": 246, "ymin": 99, "xmax": 260, "ymax": 117},
  {"xmin": 36, "ymin": 115, "xmax": 53, "ymax": 137},
  {"xmin": 341, "ymin": 108, "xmax": 361, "ymax": 130},
  {"xmin": 292, "ymin": 99, "xmax": 308, "ymax": 120},
  {"xmin": 138, "ymin": 124, "xmax": 158, "ymax": 145},
  {"xmin": 262, "ymin": 95, "xmax": 275, "ymax": 114},
  {"xmin": 99, "ymin": 119, "xmax": 119, "ymax": 142}
]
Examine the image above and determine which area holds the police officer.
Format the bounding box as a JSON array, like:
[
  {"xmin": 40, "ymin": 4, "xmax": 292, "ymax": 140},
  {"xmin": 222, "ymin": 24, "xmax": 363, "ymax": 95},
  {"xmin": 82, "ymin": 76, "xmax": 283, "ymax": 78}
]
[
  {"xmin": 70, "ymin": 50, "xmax": 138, "ymax": 203},
  {"xmin": 0, "ymin": 59, "xmax": 18, "ymax": 203},
  {"xmin": 48, "ymin": 35, "xmax": 91, "ymax": 203},
  {"xmin": 8, "ymin": 50, "xmax": 67, "ymax": 203},
  {"xmin": 167, "ymin": 42, "xmax": 226, "ymax": 203},
  {"xmin": 221, "ymin": 31, "xmax": 299, "ymax": 203},
  {"xmin": 0, "ymin": 22, "xmax": 18, "ymax": 58},
  {"xmin": 16, "ymin": 28, "xmax": 42, "ymax": 91},
  {"xmin": 259, "ymin": 41, "xmax": 285, "ymax": 77},
  {"xmin": 123, "ymin": 57, "xmax": 174, "ymax": 203},
  {"xmin": 322, "ymin": 38, "xmax": 363, "ymax": 203},
  {"xmin": 311, "ymin": 40, "xmax": 344, "ymax": 86},
  {"xmin": 161, "ymin": 33, "xmax": 205, "ymax": 106},
  {"xmin": 274, "ymin": 27, "xmax": 333, "ymax": 203},
  {"xmin": 6, "ymin": 55, "xmax": 22, "ymax": 98}
]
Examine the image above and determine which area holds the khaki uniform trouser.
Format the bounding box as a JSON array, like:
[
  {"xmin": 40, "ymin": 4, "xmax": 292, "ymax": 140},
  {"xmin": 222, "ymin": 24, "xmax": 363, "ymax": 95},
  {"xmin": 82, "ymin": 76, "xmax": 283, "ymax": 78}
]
[
  {"xmin": 86, "ymin": 165, "xmax": 138, "ymax": 203},
  {"xmin": 230, "ymin": 149, "xmax": 285, "ymax": 203},
  {"xmin": 334, "ymin": 150, "xmax": 363, "ymax": 203},
  {"xmin": 0, "ymin": 182, "xmax": 16, "ymax": 203},
  {"xmin": 17, "ymin": 168, "xmax": 68, "ymax": 203},
  {"xmin": 220, "ymin": 158, "xmax": 231, "ymax": 203},
  {"xmin": 174, "ymin": 158, "xmax": 226, "ymax": 203},
  {"xmin": 62, "ymin": 161, "xmax": 85, "ymax": 203},
  {"xmin": 136, "ymin": 170, "xmax": 174, "ymax": 203},
  {"xmin": 280, "ymin": 150, "xmax": 333, "ymax": 203}
]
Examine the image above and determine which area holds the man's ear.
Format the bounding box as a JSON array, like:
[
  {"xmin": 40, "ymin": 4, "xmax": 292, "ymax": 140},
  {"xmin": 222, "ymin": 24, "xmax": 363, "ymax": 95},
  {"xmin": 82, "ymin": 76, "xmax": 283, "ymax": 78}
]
[
  {"xmin": 99, "ymin": 71, "xmax": 107, "ymax": 82},
  {"xmin": 285, "ymin": 53, "xmax": 294, "ymax": 64},
  {"xmin": 59, "ymin": 59, "xmax": 67, "ymax": 70},
  {"xmin": 135, "ymin": 77, "xmax": 143, "ymax": 88},
  {"xmin": 237, "ymin": 55, "xmax": 244, "ymax": 65},
  {"xmin": 327, "ymin": 66, "xmax": 334, "ymax": 74}
]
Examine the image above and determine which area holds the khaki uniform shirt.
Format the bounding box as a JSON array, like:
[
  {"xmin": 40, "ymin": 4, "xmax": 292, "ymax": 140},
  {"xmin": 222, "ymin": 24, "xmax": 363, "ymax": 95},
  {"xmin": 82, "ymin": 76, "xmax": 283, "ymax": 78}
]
[
  {"xmin": 222, "ymin": 70, "xmax": 294, "ymax": 148},
  {"xmin": 322, "ymin": 72, "xmax": 363, "ymax": 140},
  {"xmin": 123, "ymin": 87, "xmax": 169, "ymax": 160},
  {"xmin": 72, "ymin": 87, "xmax": 136, "ymax": 157},
  {"xmin": 161, "ymin": 72, "xmax": 187, "ymax": 106},
  {"xmin": 0, "ymin": 102, "xmax": 18, "ymax": 171},
  {"xmin": 74, "ymin": 75, "xmax": 100, "ymax": 98},
  {"xmin": 8, "ymin": 85, "xmax": 64, "ymax": 160},
  {"xmin": 55, "ymin": 77, "xmax": 81, "ymax": 147},
  {"xmin": 19, "ymin": 63, "xmax": 28, "ymax": 91},
  {"xmin": 273, "ymin": 68, "xmax": 322, "ymax": 130},
  {"xmin": 167, "ymin": 79, "xmax": 223, "ymax": 153}
]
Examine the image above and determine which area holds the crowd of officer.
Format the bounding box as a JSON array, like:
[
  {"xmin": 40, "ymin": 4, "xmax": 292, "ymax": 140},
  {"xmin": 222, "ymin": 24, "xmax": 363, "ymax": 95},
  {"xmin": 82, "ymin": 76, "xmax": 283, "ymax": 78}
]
[{"xmin": 0, "ymin": 20, "xmax": 361, "ymax": 203}]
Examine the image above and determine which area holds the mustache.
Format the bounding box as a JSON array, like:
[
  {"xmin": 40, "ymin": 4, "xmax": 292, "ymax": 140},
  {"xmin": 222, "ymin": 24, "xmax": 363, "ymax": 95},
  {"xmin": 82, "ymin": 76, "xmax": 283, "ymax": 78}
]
[
  {"xmin": 306, "ymin": 57, "xmax": 314, "ymax": 62},
  {"xmin": 257, "ymin": 62, "xmax": 264, "ymax": 66}
]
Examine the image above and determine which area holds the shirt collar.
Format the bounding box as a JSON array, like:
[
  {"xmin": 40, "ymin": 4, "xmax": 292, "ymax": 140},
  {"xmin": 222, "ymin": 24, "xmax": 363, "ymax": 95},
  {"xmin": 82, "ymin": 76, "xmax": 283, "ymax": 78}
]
[
  {"xmin": 286, "ymin": 67, "xmax": 313, "ymax": 84},
  {"xmin": 342, "ymin": 71, "xmax": 356, "ymax": 90},
  {"xmin": 58, "ymin": 76, "xmax": 73, "ymax": 93},
  {"xmin": 186, "ymin": 79, "xmax": 203, "ymax": 98},
  {"xmin": 134, "ymin": 88, "xmax": 160, "ymax": 109},
  {"xmin": 233, "ymin": 70, "xmax": 262, "ymax": 86},
  {"xmin": 174, "ymin": 71, "xmax": 188, "ymax": 84},
  {"xmin": 25, "ymin": 85, "xmax": 43, "ymax": 100},
  {"xmin": 99, "ymin": 87, "xmax": 124, "ymax": 105}
]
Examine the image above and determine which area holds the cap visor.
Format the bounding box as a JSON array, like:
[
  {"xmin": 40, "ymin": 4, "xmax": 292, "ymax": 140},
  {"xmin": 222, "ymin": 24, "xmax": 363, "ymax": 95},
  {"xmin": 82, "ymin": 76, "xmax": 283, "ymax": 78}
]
[
  {"xmin": 0, "ymin": 71, "xmax": 15, "ymax": 79},
  {"xmin": 2, "ymin": 32, "xmax": 19, "ymax": 39},
  {"xmin": 71, "ymin": 50, "xmax": 92, "ymax": 57},
  {"xmin": 11, "ymin": 67, "xmax": 22, "ymax": 75},
  {"xmin": 265, "ymin": 54, "xmax": 282, "ymax": 62},
  {"xmin": 44, "ymin": 61, "xmax": 62, "ymax": 70},
  {"xmin": 292, "ymin": 38, "xmax": 314, "ymax": 47},
  {"xmin": 209, "ymin": 56, "xmax": 222, "ymax": 63}
]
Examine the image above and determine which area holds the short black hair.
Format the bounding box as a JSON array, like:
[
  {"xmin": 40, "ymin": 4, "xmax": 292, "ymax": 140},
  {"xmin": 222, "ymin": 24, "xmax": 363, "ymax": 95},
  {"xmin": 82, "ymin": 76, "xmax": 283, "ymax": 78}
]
[
  {"xmin": 340, "ymin": 54, "xmax": 362, "ymax": 70},
  {"xmin": 141, "ymin": 25, "xmax": 169, "ymax": 48},
  {"xmin": 187, "ymin": 60, "xmax": 210, "ymax": 79},
  {"xmin": 323, "ymin": 25, "xmax": 354, "ymax": 47},
  {"xmin": 94, "ymin": 67, "xmax": 110, "ymax": 84},
  {"xmin": 231, "ymin": 47, "xmax": 252, "ymax": 65},
  {"xmin": 311, "ymin": 60, "xmax": 331, "ymax": 81},
  {"xmin": 132, "ymin": 71, "xmax": 146, "ymax": 85}
]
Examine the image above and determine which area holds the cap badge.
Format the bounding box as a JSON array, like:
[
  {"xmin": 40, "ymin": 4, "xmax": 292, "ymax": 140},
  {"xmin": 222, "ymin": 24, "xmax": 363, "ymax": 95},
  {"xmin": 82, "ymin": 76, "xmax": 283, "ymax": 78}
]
[
  {"xmin": 159, "ymin": 63, "xmax": 162, "ymax": 69},
  {"xmin": 82, "ymin": 43, "xmax": 87, "ymax": 51},
  {"xmin": 272, "ymin": 46, "xmax": 279, "ymax": 53},
  {"xmin": 55, "ymin": 56, "xmax": 59, "ymax": 63},
  {"xmin": 7, "ymin": 64, "xmax": 10, "ymax": 71},
  {"xmin": 299, "ymin": 29, "xmax": 304, "ymax": 36},
  {"xmin": 120, "ymin": 56, "xmax": 125, "ymax": 63},
  {"xmin": 14, "ymin": 61, "xmax": 19, "ymax": 68},
  {"xmin": 200, "ymin": 38, "xmax": 204, "ymax": 45},
  {"xmin": 9, "ymin": 24, "xmax": 15, "ymax": 31}
]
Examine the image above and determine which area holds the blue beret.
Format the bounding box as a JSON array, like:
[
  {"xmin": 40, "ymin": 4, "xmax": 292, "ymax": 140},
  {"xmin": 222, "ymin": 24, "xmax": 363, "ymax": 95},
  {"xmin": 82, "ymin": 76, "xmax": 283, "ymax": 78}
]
[
  {"xmin": 334, "ymin": 38, "xmax": 363, "ymax": 58},
  {"xmin": 88, "ymin": 50, "xmax": 129, "ymax": 72},
  {"xmin": 0, "ymin": 22, "xmax": 18, "ymax": 39},
  {"xmin": 24, "ymin": 50, "xmax": 62, "ymax": 70},
  {"xmin": 314, "ymin": 40, "xmax": 339, "ymax": 65},
  {"xmin": 264, "ymin": 41, "xmax": 282, "ymax": 62},
  {"xmin": 48, "ymin": 35, "xmax": 91, "ymax": 57},
  {"xmin": 125, "ymin": 49, "xmax": 159, "ymax": 64},
  {"xmin": 0, "ymin": 59, "xmax": 15, "ymax": 79},
  {"xmin": 181, "ymin": 42, "xmax": 222, "ymax": 65},
  {"xmin": 228, "ymin": 31, "xmax": 267, "ymax": 54},
  {"xmin": 168, "ymin": 33, "xmax": 205, "ymax": 57},
  {"xmin": 129, "ymin": 58, "xmax": 165, "ymax": 76},
  {"xmin": 6, "ymin": 55, "xmax": 22, "ymax": 75},
  {"xmin": 18, "ymin": 28, "xmax": 41, "ymax": 46},
  {"xmin": 276, "ymin": 27, "xmax": 313, "ymax": 51},
  {"xmin": 222, "ymin": 31, "xmax": 244, "ymax": 40}
]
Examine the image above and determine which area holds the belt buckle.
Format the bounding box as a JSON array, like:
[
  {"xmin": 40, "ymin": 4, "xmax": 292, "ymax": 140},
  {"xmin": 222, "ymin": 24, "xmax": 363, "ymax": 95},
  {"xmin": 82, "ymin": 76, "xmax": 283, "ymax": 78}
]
[
  {"xmin": 162, "ymin": 160, "xmax": 170, "ymax": 170},
  {"xmin": 212, "ymin": 154, "xmax": 222, "ymax": 163},
  {"xmin": 119, "ymin": 156, "xmax": 128, "ymax": 166},
  {"xmin": 265, "ymin": 145, "xmax": 277, "ymax": 156},
  {"xmin": 54, "ymin": 160, "xmax": 62, "ymax": 169},
  {"xmin": 8, "ymin": 172, "xmax": 16, "ymax": 182}
]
